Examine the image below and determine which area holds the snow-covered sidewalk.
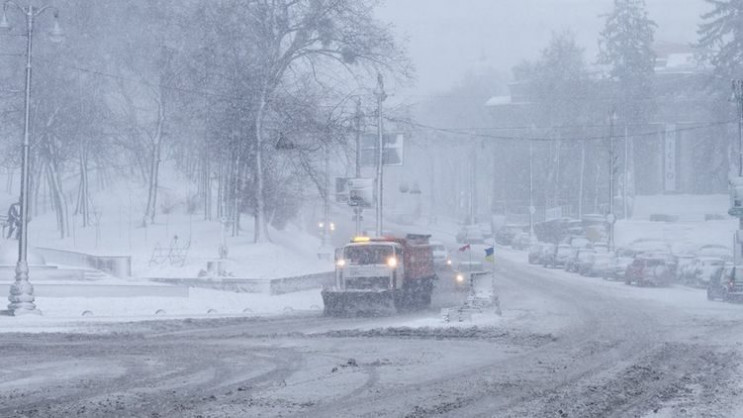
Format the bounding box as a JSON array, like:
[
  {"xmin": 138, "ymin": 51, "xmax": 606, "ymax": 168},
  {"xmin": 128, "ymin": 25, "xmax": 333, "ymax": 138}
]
[{"xmin": 0, "ymin": 288, "xmax": 325, "ymax": 333}]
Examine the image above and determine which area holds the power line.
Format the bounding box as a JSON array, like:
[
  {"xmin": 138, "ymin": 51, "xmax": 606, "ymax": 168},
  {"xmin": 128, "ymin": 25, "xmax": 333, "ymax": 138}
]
[
  {"xmin": 24, "ymin": 58, "xmax": 735, "ymax": 143},
  {"xmin": 34, "ymin": 56, "xmax": 381, "ymax": 108},
  {"xmin": 393, "ymin": 118, "xmax": 735, "ymax": 143}
]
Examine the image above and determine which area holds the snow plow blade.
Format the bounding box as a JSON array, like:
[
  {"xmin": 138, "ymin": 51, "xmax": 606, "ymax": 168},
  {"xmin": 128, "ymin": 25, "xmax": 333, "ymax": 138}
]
[{"xmin": 321, "ymin": 289, "xmax": 396, "ymax": 317}]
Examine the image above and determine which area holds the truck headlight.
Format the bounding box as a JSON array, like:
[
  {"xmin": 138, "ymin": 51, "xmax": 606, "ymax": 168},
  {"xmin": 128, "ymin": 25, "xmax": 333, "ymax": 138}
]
[
  {"xmin": 456, "ymin": 273, "xmax": 464, "ymax": 283},
  {"xmin": 336, "ymin": 259, "xmax": 346, "ymax": 267},
  {"xmin": 387, "ymin": 257, "xmax": 398, "ymax": 268}
]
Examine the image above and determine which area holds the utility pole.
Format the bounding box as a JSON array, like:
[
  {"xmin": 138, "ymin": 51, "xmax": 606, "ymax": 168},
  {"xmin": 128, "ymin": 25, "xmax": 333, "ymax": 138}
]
[
  {"xmin": 733, "ymin": 80, "xmax": 743, "ymax": 231},
  {"xmin": 623, "ymin": 124, "xmax": 629, "ymax": 220},
  {"xmin": 608, "ymin": 110, "xmax": 617, "ymax": 251},
  {"xmin": 374, "ymin": 73, "xmax": 387, "ymax": 237},
  {"xmin": 321, "ymin": 142, "xmax": 330, "ymax": 250},
  {"xmin": 469, "ymin": 135, "xmax": 477, "ymax": 225},
  {"xmin": 353, "ymin": 97, "xmax": 363, "ymax": 236},
  {"xmin": 355, "ymin": 97, "xmax": 362, "ymax": 178},
  {"xmin": 578, "ymin": 137, "xmax": 585, "ymax": 220},
  {"xmin": 529, "ymin": 138, "xmax": 535, "ymax": 239}
]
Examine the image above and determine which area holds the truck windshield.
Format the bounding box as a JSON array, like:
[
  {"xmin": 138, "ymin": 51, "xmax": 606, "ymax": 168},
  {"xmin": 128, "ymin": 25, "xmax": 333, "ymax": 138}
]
[{"xmin": 344, "ymin": 245, "xmax": 394, "ymax": 265}]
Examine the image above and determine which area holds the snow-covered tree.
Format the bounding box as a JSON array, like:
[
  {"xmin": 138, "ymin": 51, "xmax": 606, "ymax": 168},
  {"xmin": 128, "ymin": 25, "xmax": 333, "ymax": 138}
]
[
  {"xmin": 698, "ymin": 0, "xmax": 743, "ymax": 79},
  {"xmin": 521, "ymin": 31, "xmax": 596, "ymax": 208},
  {"xmin": 697, "ymin": 0, "xmax": 743, "ymax": 187},
  {"xmin": 191, "ymin": 0, "xmax": 410, "ymax": 243},
  {"xmin": 530, "ymin": 30, "xmax": 593, "ymax": 129},
  {"xmin": 598, "ymin": 0, "xmax": 657, "ymax": 123}
]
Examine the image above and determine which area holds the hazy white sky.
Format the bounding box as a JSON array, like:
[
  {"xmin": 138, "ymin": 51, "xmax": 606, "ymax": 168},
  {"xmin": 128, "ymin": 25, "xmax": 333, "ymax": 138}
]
[{"xmin": 377, "ymin": 0, "xmax": 708, "ymax": 95}]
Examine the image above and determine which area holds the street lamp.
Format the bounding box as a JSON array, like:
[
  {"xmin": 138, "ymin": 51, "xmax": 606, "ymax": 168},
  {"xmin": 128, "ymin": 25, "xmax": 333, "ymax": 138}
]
[{"xmin": 2, "ymin": 2, "xmax": 64, "ymax": 316}]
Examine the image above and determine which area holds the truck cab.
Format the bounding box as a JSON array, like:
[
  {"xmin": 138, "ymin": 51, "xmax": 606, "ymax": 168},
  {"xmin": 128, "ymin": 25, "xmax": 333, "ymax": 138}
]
[
  {"xmin": 335, "ymin": 240, "xmax": 404, "ymax": 291},
  {"xmin": 323, "ymin": 234, "xmax": 436, "ymax": 316}
]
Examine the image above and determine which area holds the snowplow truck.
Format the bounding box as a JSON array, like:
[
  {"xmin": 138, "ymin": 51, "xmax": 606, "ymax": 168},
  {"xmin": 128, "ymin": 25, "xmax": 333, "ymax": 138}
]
[{"xmin": 322, "ymin": 234, "xmax": 437, "ymax": 316}]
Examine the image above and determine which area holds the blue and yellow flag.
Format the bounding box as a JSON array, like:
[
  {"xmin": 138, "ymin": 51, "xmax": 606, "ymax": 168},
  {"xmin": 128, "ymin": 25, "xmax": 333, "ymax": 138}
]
[{"xmin": 484, "ymin": 246, "xmax": 495, "ymax": 263}]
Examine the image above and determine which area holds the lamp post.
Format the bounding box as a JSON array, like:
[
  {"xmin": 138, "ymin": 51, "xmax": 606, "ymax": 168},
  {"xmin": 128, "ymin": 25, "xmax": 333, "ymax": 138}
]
[{"xmin": 1, "ymin": 2, "xmax": 63, "ymax": 316}]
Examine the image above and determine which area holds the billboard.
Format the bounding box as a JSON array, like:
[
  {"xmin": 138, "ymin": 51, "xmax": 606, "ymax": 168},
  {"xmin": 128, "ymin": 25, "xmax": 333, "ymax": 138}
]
[
  {"xmin": 335, "ymin": 177, "xmax": 374, "ymax": 207},
  {"xmin": 359, "ymin": 133, "xmax": 404, "ymax": 166}
]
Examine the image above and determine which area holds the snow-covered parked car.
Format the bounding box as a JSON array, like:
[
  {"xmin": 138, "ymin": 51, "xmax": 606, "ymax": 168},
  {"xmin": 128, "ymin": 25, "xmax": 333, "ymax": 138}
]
[
  {"xmin": 566, "ymin": 247, "xmax": 594, "ymax": 274},
  {"xmin": 587, "ymin": 251, "xmax": 616, "ymax": 279},
  {"xmin": 707, "ymin": 263, "xmax": 732, "ymax": 301},
  {"xmin": 674, "ymin": 253, "xmax": 697, "ymax": 284},
  {"xmin": 544, "ymin": 244, "xmax": 572, "ymax": 269},
  {"xmin": 495, "ymin": 224, "xmax": 525, "ymax": 246},
  {"xmin": 625, "ymin": 256, "xmax": 673, "ymax": 287},
  {"xmin": 696, "ymin": 244, "xmax": 732, "ymax": 262},
  {"xmin": 528, "ymin": 242, "xmax": 547, "ymax": 264},
  {"xmin": 511, "ymin": 232, "xmax": 533, "ymax": 250},
  {"xmin": 610, "ymin": 247, "xmax": 636, "ymax": 281},
  {"xmin": 456, "ymin": 225, "xmax": 486, "ymax": 244},
  {"xmin": 693, "ymin": 256, "xmax": 726, "ymax": 288}
]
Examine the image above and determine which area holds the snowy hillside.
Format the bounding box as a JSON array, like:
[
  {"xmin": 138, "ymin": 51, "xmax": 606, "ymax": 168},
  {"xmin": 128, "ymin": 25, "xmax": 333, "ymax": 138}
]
[{"xmin": 0, "ymin": 169, "xmax": 333, "ymax": 280}]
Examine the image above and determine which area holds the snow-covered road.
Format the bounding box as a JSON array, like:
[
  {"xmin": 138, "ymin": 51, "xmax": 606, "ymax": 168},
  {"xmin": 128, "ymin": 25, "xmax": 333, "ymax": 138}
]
[{"xmin": 2, "ymin": 255, "xmax": 743, "ymax": 417}]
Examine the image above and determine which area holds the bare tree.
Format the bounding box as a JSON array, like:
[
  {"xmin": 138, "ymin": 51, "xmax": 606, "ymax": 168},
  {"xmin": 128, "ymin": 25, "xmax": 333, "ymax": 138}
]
[{"xmin": 226, "ymin": 0, "xmax": 410, "ymax": 242}]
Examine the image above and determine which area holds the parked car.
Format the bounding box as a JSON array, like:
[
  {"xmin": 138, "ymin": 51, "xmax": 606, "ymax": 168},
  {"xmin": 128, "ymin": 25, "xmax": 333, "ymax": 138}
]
[
  {"xmin": 707, "ymin": 264, "xmax": 732, "ymax": 301},
  {"xmin": 648, "ymin": 251, "xmax": 678, "ymax": 278},
  {"xmin": 564, "ymin": 235, "xmax": 591, "ymax": 249},
  {"xmin": 544, "ymin": 244, "xmax": 572, "ymax": 269},
  {"xmin": 674, "ymin": 253, "xmax": 697, "ymax": 284},
  {"xmin": 478, "ymin": 223, "xmax": 494, "ymax": 240},
  {"xmin": 495, "ymin": 224, "xmax": 525, "ymax": 246},
  {"xmin": 625, "ymin": 256, "xmax": 673, "ymax": 287},
  {"xmin": 511, "ymin": 232, "xmax": 533, "ymax": 250},
  {"xmin": 456, "ymin": 225, "xmax": 486, "ymax": 244},
  {"xmin": 528, "ymin": 242, "xmax": 545, "ymax": 264},
  {"xmin": 453, "ymin": 260, "xmax": 486, "ymax": 291},
  {"xmin": 709, "ymin": 264, "xmax": 743, "ymax": 302},
  {"xmin": 693, "ymin": 256, "xmax": 726, "ymax": 288},
  {"xmin": 587, "ymin": 252, "xmax": 616, "ymax": 278},
  {"xmin": 610, "ymin": 247, "xmax": 636, "ymax": 281},
  {"xmin": 539, "ymin": 243, "xmax": 556, "ymax": 265},
  {"xmin": 430, "ymin": 241, "xmax": 452, "ymax": 269},
  {"xmin": 593, "ymin": 242, "xmax": 609, "ymax": 254},
  {"xmin": 566, "ymin": 247, "xmax": 595, "ymax": 273},
  {"xmin": 697, "ymin": 244, "xmax": 732, "ymax": 262}
]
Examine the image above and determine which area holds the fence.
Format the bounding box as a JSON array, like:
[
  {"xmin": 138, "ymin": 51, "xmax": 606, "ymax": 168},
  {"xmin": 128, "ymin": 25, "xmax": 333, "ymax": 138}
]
[{"xmin": 150, "ymin": 271, "xmax": 335, "ymax": 295}]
